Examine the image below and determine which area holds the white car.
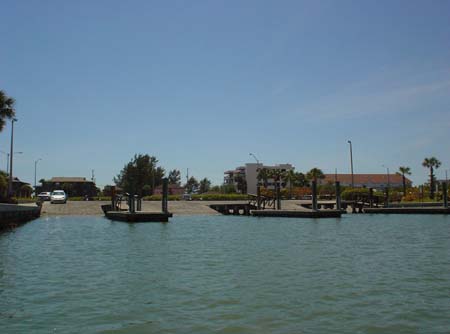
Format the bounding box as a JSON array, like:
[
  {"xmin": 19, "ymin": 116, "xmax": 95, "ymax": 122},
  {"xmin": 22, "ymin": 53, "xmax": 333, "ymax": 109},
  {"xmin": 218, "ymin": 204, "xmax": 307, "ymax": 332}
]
[
  {"xmin": 37, "ymin": 192, "xmax": 52, "ymax": 201},
  {"xmin": 51, "ymin": 190, "xmax": 67, "ymax": 204}
]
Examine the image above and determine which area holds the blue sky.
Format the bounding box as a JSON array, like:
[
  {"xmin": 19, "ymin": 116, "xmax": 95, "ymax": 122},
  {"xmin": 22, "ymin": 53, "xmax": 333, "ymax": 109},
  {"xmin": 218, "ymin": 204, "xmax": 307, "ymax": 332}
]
[{"xmin": 1, "ymin": 0, "xmax": 449, "ymax": 187}]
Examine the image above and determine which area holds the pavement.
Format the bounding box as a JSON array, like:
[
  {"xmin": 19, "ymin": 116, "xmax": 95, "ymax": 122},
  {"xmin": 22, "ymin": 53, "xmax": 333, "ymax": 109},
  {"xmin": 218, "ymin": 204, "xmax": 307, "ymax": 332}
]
[{"xmin": 40, "ymin": 200, "xmax": 309, "ymax": 216}]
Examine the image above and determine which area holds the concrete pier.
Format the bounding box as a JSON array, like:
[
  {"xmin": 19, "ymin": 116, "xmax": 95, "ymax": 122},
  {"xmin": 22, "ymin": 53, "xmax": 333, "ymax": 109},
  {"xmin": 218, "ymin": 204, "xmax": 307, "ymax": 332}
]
[{"xmin": 0, "ymin": 203, "xmax": 42, "ymax": 231}]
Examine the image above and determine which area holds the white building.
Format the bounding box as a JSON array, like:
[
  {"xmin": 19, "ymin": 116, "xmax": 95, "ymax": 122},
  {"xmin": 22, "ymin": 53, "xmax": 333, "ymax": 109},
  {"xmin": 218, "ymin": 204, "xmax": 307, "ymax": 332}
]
[{"xmin": 224, "ymin": 163, "xmax": 294, "ymax": 194}]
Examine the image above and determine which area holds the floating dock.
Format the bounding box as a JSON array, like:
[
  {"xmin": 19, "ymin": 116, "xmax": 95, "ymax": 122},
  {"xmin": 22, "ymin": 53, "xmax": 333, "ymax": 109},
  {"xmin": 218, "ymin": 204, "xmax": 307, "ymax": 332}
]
[
  {"xmin": 251, "ymin": 209, "xmax": 342, "ymax": 218},
  {"xmin": 364, "ymin": 207, "xmax": 450, "ymax": 214},
  {"xmin": 105, "ymin": 211, "xmax": 173, "ymax": 222}
]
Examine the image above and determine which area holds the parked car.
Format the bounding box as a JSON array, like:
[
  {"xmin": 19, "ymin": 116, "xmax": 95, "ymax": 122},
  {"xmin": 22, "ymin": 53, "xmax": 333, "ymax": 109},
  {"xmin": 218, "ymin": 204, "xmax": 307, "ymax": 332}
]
[
  {"xmin": 37, "ymin": 192, "xmax": 52, "ymax": 201},
  {"xmin": 50, "ymin": 190, "xmax": 67, "ymax": 204}
]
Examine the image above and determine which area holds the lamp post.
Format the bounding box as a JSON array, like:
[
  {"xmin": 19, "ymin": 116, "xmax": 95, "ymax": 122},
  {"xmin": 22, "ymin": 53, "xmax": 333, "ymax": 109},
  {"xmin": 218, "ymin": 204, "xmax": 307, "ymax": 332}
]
[
  {"xmin": 8, "ymin": 118, "xmax": 17, "ymax": 197},
  {"xmin": 347, "ymin": 140, "xmax": 354, "ymax": 188},
  {"xmin": 0, "ymin": 150, "xmax": 7, "ymax": 171},
  {"xmin": 34, "ymin": 158, "xmax": 42, "ymax": 192},
  {"xmin": 0, "ymin": 150, "xmax": 23, "ymax": 173},
  {"xmin": 249, "ymin": 153, "xmax": 260, "ymax": 165},
  {"xmin": 382, "ymin": 165, "xmax": 390, "ymax": 188}
]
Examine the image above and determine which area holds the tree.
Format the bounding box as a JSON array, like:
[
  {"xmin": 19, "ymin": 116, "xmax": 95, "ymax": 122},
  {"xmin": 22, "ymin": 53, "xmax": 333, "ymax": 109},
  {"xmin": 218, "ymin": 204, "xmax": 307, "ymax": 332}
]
[
  {"xmin": 0, "ymin": 90, "xmax": 16, "ymax": 133},
  {"xmin": 397, "ymin": 166, "xmax": 411, "ymax": 195},
  {"xmin": 114, "ymin": 154, "xmax": 165, "ymax": 196},
  {"xmin": 306, "ymin": 168, "xmax": 325, "ymax": 183},
  {"xmin": 257, "ymin": 168, "xmax": 271, "ymax": 187},
  {"xmin": 168, "ymin": 169, "xmax": 181, "ymax": 185},
  {"xmin": 422, "ymin": 157, "xmax": 441, "ymax": 199},
  {"xmin": 293, "ymin": 172, "xmax": 308, "ymax": 187},
  {"xmin": 185, "ymin": 176, "xmax": 199, "ymax": 194},
  {"xmin": 0, "ymin": 171, "xmax": 8, "ymax": 199},
  {"xmin": 199, "ymin": 178, "xmax": 211, "ymax": 194},
  {"xmin": 283, "ymin": 170, "xmax": 297, "ymax": 198}
]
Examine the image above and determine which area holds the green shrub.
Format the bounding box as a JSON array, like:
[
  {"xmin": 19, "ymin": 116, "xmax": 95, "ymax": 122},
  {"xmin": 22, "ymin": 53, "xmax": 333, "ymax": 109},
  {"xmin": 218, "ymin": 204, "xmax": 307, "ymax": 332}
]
[{"xmin": 143, "ymin": 195, "xmax": 181, "ymax": 201}]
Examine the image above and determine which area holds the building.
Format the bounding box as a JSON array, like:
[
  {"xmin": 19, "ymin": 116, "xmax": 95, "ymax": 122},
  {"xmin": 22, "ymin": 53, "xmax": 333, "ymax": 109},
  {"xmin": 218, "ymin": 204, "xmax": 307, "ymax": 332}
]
[
  {"xmin": 38, "ymin": 177, "xmax": 98, "ymax": 198},
  {"xmin": 224, "ymin": 163, "xmax": 294, "ymax": 194},
  {"xmin": 319, "ymin": 174, "xmax": 412, "ymax": 190},
  {"xmin": 12, "ymin": 177, "xmax": 33, "ymax": 198}
]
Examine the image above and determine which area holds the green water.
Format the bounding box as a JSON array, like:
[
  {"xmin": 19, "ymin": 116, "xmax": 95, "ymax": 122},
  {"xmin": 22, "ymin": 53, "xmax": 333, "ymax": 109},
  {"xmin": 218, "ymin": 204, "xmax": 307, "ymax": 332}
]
[{"xmin": 0, "ymin": 215, "xmax": 449, "ymax": 333}]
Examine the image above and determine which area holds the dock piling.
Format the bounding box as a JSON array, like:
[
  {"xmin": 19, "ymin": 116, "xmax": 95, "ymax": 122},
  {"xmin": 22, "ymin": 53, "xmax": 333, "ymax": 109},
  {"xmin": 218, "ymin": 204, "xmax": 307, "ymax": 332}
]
[
  {"xmin": 443, "ymin": 182, "xmax": 448, "ymax": 208},
  {"xmin": 276, "ymin": 181, "xmax": 281, "ymax": 210},
  {"xmin": 385, "ymin": 188, "xmax": 389, "ymax": 208},
  {"xmin": 257, "ymin": 185, "xmax": 261, "ymax": 210},
  {"xmin": 312, "ymin": 181, "xmax": 318, "ymax": 211},
  {"xmin": 162, "ymin": 178, "xmax": 168, "ymax": 213},
  {"xmin": 369, "ymin": 188, "xmax": 374, "ymax": 208},
  {"xmin": 335, "ymin": 181, "xmax": 341, "ymax": 211}
]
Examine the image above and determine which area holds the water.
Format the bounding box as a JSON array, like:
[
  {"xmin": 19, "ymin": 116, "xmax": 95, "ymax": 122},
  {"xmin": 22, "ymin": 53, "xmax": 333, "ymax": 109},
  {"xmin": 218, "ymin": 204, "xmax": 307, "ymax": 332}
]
[{"xmin": 1, "ymin": 215, "xmax": 449, "ymax": 334}]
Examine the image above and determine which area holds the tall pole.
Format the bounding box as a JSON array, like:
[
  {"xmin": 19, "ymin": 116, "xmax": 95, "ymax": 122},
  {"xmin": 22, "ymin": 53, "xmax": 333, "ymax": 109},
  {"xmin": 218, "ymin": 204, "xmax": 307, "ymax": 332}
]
[
  {"xmin": 382, "ymin": 165, "xmax": 390, "ymax": 188},
  {"xmin": 0, "ymin": 150, "xmax": 7, "ymax": 171},
  {"xmin": 34, "ymin": 158, "xmax": 42, "ymax": 192},
  {"xmin": 249, "ymin": 153, "xmax": 260, "ymax": 164},
  {"xmin": 347, "ymin": 140, "xmax": 354, "ymax": 188},
  {"xmin": 8, "ymin": 118, "xmax": 17, "ymax": 197}
]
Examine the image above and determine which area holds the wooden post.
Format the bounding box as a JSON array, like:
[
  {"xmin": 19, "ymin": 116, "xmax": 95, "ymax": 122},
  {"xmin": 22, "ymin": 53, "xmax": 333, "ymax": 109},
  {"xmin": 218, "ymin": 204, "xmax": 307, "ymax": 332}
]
[
  {"xmin": 312, "ymin": 181, "xmax": 318, "ymax": 211},
  {"xmin": 129, "ymin": 195, "xmax": 135, "ymax": 213},
  {"xmin": 335, "ymin": 181, "xmax": 341, "ymax": 211},
  {"xmin": 111, "ymin": 186, "xmax": 116, "ymax": 210},
  {"xmin": 276, "ymin": 180, "xmax": 281, "ymax": 210},
  {"xmin": 369, "ymin": 188, "xmax": 373, "ymax": 208},
  {"xmin": 162, "ymin": 178, "xmax": 168, "ymax": 213},
  {"xmin": 257, "ymin": 184, "xmax": 261, "ymax": 210},
  {"xmin": 443, "ymin": 182, "xmax": 448, "ymax": 208},
  {"xmin": 385, "ymin": 187, "xmax": 389, "ymax": 208},
  {"xmin": 136, "ymin": 196, "xmax": 142, "ymax": 211}
]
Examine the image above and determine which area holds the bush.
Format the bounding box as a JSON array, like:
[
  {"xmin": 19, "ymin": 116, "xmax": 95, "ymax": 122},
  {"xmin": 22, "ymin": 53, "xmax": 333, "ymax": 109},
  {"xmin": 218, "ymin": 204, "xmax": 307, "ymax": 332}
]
[{"xmin": 143, "ymin": 195, "xmax": 181, "ymax": 201}]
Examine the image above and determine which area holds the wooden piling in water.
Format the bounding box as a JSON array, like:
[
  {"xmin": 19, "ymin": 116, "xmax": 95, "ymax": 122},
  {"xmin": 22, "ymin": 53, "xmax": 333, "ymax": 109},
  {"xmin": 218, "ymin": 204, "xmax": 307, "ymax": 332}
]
[
  {"xmin": 335, "ymin": 181, "xmax": 341, "ymax": 211},
  {"xmin": 162, "ymin": 178, "xmax": 168, "ymax": 213},
  {"xmin": 276, "ymin": 181, "xmax": 281, "ymax": 210},
  {"xmin": 443, "ymin": 182, "xmax": 448, "ymax": 208},
  {"xmin": 385, "ymin": 188, "xmax": 389, "ymax": 208},
  {"xmin": 369, "ymin": 188, "xmax": 374, "ymax": 208},
  {"xmin": 257, "ymin": 185, "xmax": 261, "ymax": 210},
  {"xmin": 312, "ymin": 181, "xmax": 318, "ymax": 211}
]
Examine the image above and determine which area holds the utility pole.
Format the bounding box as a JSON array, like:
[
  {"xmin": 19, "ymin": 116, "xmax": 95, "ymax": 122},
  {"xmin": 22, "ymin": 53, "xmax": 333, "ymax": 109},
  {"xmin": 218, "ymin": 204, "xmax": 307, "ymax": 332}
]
[
  {"xmin": 34, "ymin": 158, "xmax": 42, "ymax": 192},
  {"xmin": 347, "ymin": 140, "xmax": 354, "ymax": 188},
  {"xmin": 8, "ymin": 118, "xmax": 17, "ymax": 197}
]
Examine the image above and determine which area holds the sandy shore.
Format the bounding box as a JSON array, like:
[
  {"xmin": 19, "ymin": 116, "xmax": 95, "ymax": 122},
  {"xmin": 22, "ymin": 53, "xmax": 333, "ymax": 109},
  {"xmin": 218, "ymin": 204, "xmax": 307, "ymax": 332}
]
[{"xmin": 40, "ymin": 200, "xmax": 307, "ymax": 216}]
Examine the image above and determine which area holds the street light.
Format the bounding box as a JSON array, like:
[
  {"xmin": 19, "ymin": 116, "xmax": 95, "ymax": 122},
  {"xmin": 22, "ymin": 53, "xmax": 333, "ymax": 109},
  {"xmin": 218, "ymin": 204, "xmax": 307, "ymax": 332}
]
[
  {"xmin": 249, "ymin": 153, "xmax": 260, "ymax": 165},
  {"xmin": 8, "ymin": 118, "xmax": 18, "ymax": 197},
  {"xmin": 0, "ymin": 151, "xmax": 23, "ymax": 172},
  {"xmin": 347, "ymin": 140, "xmax": 354, "ymax": 188},
  {"xmin": 34, "ymin": 158, "xmax": 42, "ymax": 191}
]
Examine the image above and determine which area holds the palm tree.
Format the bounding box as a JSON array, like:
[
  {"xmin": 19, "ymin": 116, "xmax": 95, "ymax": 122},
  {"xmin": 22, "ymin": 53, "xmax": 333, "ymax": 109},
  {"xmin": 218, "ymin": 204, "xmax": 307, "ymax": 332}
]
[
  {"xmin": 0, "ymin": 90, "xmax": 16, "ymax": 132},
  {"xmin": 283, "ymin": 170, "xmax": 297, "ymax": 199},
  {"xmin": 422, "ymin": 157, "xmax": 441, "ymax": 199},
  {"xmin": 257, "ymin": 168, "xmax": 271, "ymax": 188},
  {"xmin": 397, "ymin": 166, "xmax": 411, "ymax": 195},
  {"xmin": 306, "ymin": 168, "xmax": 325, "ymax": 183}
]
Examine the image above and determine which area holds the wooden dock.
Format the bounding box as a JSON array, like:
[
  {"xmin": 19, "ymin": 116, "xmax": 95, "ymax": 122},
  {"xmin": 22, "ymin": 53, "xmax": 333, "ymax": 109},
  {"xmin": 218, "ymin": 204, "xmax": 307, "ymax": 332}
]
[
  {"xmin": 105, "ymin": 211, "xmax": 173, "ymax": 222},
  {"xmin": 251, "ymin": 209, "xmax": 342, "ymax": 218},
  {"xmin": 364, "ymin": 207, "xmax": 450, "ymax": 214}
]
